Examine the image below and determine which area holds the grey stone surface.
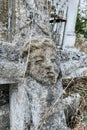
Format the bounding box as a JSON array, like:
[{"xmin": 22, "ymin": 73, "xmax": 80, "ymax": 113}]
[
  {"xmin": 58, "ymin": 48, "xmax": 87, "ymax": 78},
  {"xmin": 0, "ymin": 38, "xmax": 70, "ymax": 130},
  {"xmin": 9, "ymin": 38, "xmax": 70, "ymax": 130},
  {"xmin": 0, "ymin": 104, "xmax": 9, "ymax": 130},
  {"xmin": 0, "ymin": 0, "xmax": 72, "ymax": 130}
]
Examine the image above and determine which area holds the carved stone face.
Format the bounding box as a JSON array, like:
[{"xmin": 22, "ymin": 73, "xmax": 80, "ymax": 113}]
[{"xmin": 26, "ymin": 38, "xmax": 60, "ymax": 86}]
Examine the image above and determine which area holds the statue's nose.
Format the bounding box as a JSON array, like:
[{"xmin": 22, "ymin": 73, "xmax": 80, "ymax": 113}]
[
  {"xmin": 46, "ymin": 59, "xmax": 52, "ymax": 65},
  {"xmin": 43, "ymin": 59, "xmax": 53, "ymax": 70},
  {"xmin": 45, "ymin": 66, "xmax": 52, "ymax": 72},
  {"xmin": 45, "ymin": 61, "xmax": 53, "ymax": 71}
]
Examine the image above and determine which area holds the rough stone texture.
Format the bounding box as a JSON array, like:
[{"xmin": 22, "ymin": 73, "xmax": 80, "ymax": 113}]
[
  {"xmin": 0, "ymin": 0, "xmax": 8, "ymax": 41},
  {"xmin": 25, "ymin": 37, "xmax": 60, "ymax": 86},
  {"xmin": 12, "ymin": 0, "xmax": 50, "ymax": 46},
  {"xmin": 0, "ymin": 104, "xmax": 9, "ymax": 130},
  {"xmin": 0, "ymin": 41, "xmax": 19, "ymax": 62},
  {"xmin": 58, "ymin": 48, "xmax": 87, "ymax": 78},
  {"xmin": 10, "ymin": 78, "xmax": 69, "ymax": 130},
  {"xmin": 10, "ymin": 39, "xmax": 70, "ymax": 130},
  {"xmin": 0, "ymin": 30, "xmax": 71, "ymax": 130},
  {"xmin": 0, "ymin": 41, "xmax": 26, "ymax": 80}
]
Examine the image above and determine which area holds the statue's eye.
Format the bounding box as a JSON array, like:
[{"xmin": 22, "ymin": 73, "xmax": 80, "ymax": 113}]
[
  {"xmin": 35, "ymin": 60, "xmax": 43, "ymax": 64},
  {"xmin": 35, "ymin": 57, "xmax": 44, "ymax": 64}
]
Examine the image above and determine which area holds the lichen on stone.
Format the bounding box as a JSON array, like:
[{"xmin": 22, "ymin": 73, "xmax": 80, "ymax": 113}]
[{"xmin": 24, "ymin": 37, "xmax": 60, "ymax": 86}]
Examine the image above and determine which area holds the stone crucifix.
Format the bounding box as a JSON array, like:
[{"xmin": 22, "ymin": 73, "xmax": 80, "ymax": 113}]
[{"xmin": 10, "ymin": 37, "xmax": 70, "ymax": 130}]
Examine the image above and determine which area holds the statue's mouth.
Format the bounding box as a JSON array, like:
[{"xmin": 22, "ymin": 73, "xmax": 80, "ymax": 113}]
[
  {"xmin": 46, "ymin": 72, "xmax": 55, "ymax": 79},
  {"xmin": 45, "ymin": 72, "xmax": 56, "ymax": 83},
  {"xmin": 46, "ymin": 72, "xmax": 55, "ymax": 76},
  {"xmin": 44, "ymin": 71, "xmax": 58, "ymax": 85}
]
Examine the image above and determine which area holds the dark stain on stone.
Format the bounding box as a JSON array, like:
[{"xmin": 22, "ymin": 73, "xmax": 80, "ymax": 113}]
[{"xmin": 46, "ymin": 89, "xmax": 54, "ymax": 106}]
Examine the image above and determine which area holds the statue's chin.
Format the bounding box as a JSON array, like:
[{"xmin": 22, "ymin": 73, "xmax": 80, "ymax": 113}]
[
  {"xmin": 29, "ymin": 73, "xmax": 58, "ymax": 86},
  {"xmin": 35, "ymin": 77, "xmax": 57, "ymax": 86}
]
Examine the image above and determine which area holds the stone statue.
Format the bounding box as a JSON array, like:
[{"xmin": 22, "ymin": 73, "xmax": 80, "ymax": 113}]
[
  {"xmin": 25, "ymin": 38, "xmax": 60, "ymax": 86},
  {"xmin": 10, "ymin": 37, "xmax": 70, "ymax": 130}
]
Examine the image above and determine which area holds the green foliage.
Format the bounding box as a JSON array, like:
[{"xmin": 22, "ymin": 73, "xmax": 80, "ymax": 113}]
[
  {"xmin": 83, "ymin": 111, "xmax": 87, "ymax": 124},
  {"xmin": 76, "ymin": 13, "xmax": 87, "ymax": 38},
  {"xmin": 51, "ymin": 5, "xmax": 56, "ymax": 13}
]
